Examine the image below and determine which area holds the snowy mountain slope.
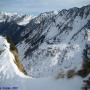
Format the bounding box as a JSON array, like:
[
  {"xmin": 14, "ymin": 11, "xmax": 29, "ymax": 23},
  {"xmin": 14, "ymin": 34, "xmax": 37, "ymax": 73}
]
[
  {"xmin": 0, "ymin": 12, "xmax": 32, "ymax": 25},
  {"xmin": 0, "ymin": 36, "xmax": 29, "ymax": 81},
  {"xmin": 0, "ymin": 5, "xmax": 90, "ymax": 78},
  {"xmin": 16, "ymin": 15, "xmax": 32, "ymax": 26},
  {"xmin": 0, "ymin": 12, "xmax": 32, "ymax": 44},
  {"xmin": 0, "ymin": 36, "xmax": 85, "ymax": 90},
  {"xmin": 16, "ymin": 5, "xmax": 90, "ymax": 78}
]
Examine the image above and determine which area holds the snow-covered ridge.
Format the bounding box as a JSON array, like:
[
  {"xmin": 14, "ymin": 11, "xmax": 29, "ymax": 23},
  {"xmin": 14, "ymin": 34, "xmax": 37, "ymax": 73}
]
[
  {"xmin": 17, "ymin": 4, "xmax": 90, "ymax": 78},
  {"xmin": 0, "ymin": 5, "xmax": 90, "ymax": 78},
  {"xmin": 0, "ymin": 12, "xmax": 18, "ymax": 22},
  {"xmin": 0, "ymin": 12, "xmax": 32, "ymax": 25},
  {"xmin": 0, "ymin": 36, "xmax": 29, "ymax": 80},
  {"xmin": 0, "ymin": 36, "xmax": 85, "ymax": 90},
  {"xmin": 17, "ymin": 15, "xmax": 32, "ymax": 25}
]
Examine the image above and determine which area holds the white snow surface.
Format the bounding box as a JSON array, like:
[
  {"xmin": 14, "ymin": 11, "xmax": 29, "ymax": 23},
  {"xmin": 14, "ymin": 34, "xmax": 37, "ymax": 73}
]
[
  {"xmin": 1, "ymin": 6, "xmax": 90, "ymax": 89},
  {"xmin": 0, "ymin": 36, "xmax": 84, "ymax": 90},
  {"xmin": 17, "ymin": 16, "xmax": 32, "ymax": 25},
  {"xmin": 0, "ymin": 12, "xmax": 32, "ymax": 25}
]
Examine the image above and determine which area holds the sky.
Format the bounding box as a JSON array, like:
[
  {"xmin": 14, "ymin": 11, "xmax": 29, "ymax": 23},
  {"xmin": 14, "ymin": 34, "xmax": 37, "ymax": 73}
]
[{"xmin": 0, "ymin": 0, "xmax": 90, "ymax": 16}]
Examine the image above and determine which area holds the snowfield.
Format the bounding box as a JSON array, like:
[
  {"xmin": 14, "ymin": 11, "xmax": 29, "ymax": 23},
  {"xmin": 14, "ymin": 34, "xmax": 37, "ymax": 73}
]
[
  {"xmin": 0, "ymin": 36, "xmax": 85, "ymax": 90},
  {"xmin": 16, "ymin": 5, "xmax": 90, "ymax": 78},
  {"xmin": 0, "ymin": 5, "xmax": 90, "ymax": 90}
]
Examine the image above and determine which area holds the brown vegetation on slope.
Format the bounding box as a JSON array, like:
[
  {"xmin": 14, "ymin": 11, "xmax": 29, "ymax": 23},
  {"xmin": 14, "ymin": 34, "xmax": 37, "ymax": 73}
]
[{"xmin": 6, "ymin": 36, "xmax": 27, "ymax": 75}]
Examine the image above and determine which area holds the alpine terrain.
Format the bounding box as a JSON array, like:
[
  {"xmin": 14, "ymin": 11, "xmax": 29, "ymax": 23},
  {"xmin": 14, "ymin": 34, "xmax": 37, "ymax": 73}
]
[{"xmin": 0, "ymin": 4, "xmax": 90, "ymax": 90}]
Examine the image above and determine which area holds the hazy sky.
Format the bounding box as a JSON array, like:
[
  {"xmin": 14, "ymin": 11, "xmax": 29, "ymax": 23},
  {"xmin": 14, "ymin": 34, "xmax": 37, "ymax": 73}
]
[{"xmin": 0, "ymin": 0, "xmax": 90, "ymax": 16}]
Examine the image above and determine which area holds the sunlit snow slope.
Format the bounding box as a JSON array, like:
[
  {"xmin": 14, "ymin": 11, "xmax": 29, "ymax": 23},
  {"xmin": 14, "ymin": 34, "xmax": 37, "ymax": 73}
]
[
  {"xmin": 0, "ymin": 36, "xmax": 84, "ymax": 90},
  {"xmin": 0, "ymin": 36, "xmax": 29, "ymax": 80},
  {"xmin": 0, "ymin": 5, "xmax": 90, "ymax": 78}
]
